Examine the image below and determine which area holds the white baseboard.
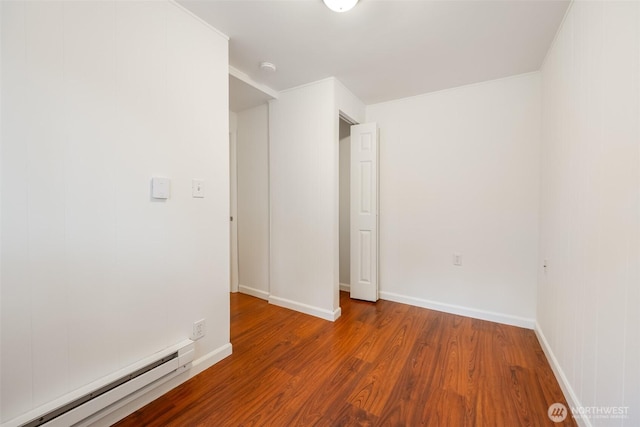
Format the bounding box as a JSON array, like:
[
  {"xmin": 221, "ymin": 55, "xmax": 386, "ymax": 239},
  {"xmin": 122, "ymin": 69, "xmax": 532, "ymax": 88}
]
[
  {"xmin": 268, "ymin": 295, "xmax": 341, "ymax": 321},
  {"xmin": 535, "ymin": 324, "xmax": 590, "ymax": 427},
  {"xmin": 84, "ymin": 343, "xmax": 233, "ymax": 427},
  {"xmin": 339, "ymin": 283, "xmax": 350, "ymax": 292},
  {"xmin": 239, "ymin": 284, "xmax": 270, "ymax": 300},
  {"xmin": 379, "ymin": 291, "xmax": 535, "ymax": 329}
]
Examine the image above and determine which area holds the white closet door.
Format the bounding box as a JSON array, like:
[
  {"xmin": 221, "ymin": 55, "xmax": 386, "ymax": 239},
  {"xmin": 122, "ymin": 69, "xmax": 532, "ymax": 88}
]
[{"xmin": 350, "ymin": 123, "xmax": 379, "ymax": 302}]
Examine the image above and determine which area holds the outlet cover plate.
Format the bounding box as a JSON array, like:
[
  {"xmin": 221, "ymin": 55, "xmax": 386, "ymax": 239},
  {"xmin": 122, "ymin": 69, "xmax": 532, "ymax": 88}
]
[{"xmin": 192, "ymin": 319, "xmax": 206, "ymax": 340}]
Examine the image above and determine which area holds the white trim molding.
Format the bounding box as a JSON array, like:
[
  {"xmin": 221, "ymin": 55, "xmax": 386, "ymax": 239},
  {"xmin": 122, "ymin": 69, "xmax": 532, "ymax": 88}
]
[
  {"xmin": 78, "ymin": 343, "xmax": 233, "ymax": 427},
  {"xmin": 379, "ymin": 291, "xmax": 535, "ymax": 329},
  {"xmin": 339, "ymin": 283, "xmax": 351, "ymax": 292},
  {"xmin": 229, "ymin": 66, "xmax": 279, "ymax": 100},
  {"xmin": 239, "ymin": 284, "xmax": 270, "ymax": 301},
  {"xmin": 535, "ymin": 324, "xmax": 590, "ymax": 427},
  {"xmin": 268, "ymin": 295, "xmax": 342, "ymax": 322}
]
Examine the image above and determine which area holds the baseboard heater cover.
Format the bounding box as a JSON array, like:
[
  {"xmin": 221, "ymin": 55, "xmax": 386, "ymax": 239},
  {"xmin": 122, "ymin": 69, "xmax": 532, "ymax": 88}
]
[{"xmin": 3, "ymin": 340, "xmax": 195, "ymax": 427}]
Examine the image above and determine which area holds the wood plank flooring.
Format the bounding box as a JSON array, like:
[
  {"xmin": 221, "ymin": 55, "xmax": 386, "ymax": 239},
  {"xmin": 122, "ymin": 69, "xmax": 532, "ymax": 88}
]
[{"xmin": 115, "ymin": 292, "xmax": 576, "ymax": 426}]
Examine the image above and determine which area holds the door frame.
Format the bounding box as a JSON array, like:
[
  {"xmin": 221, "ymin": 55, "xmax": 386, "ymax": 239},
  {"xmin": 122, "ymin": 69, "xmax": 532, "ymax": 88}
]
[
  {"xmin": 336, "ymin": 112, "xmax": 380, "ymax": 303},
  {"xmin": 338, "ymin": 114, "xmax": 356, "ymax": 295},
  {"xmin": 230, "ymin": 130, "xmax": 239, "ymax": 293}
]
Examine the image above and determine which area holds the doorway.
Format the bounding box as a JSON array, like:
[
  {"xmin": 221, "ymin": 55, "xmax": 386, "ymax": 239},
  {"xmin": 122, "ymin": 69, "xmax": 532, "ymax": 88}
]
[
  {"xmin": 338, "ymin": 118, "xmax": 352, "ymax": 293},
  {"xmin": 339, "ymin": 117, "xmax": 380, "ymax": 303},
  {"xmin": 229, "ymin": 70, "xmax": 276, "ymax": 297},
  {"xmin": 230, "ymin": 129, "xmax": 239, "ymax": 293}
]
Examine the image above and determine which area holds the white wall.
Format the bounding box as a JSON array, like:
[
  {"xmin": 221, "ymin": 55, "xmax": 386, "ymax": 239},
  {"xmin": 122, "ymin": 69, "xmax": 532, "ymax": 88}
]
[
  {"xmin": 269, "ymin": 78, "xmax": 364, "ymax": 320},
  {"xmin": 269, "ymin": 79, "xmax": 338, "ymax": 319},
  {"xmin": 1, "ymin": 1, "xmax": 230, "ymax": 423},
  {"xmin": 336, "ymin": 79, "xmax": 366, "ymax": 125},
  {"xmin": 366, "ymin": 73, "xmax": 541, "ymax": 327},
  {"xmin": 236, "ymin": 104, "xmax": 270, "ymax": 300},
  {"xmin": 230, "ymin": 111, "xmax": 238, "ymax": 133},
  {"xmin": 339, "ymin": 119, "xmax": 351, "ymax": 286},
  {"xmin": 334, "ymin": 79, "xmax": 365, "ymax": 308},
  {"xmin": 538, "ymin": 1, "xmax": 639, "ymax": 426}
]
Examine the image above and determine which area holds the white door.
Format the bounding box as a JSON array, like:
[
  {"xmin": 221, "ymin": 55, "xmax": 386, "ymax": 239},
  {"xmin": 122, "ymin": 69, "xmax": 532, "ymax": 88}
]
[{"xmin": 350, "ymin": 123, "xmax": 379, "ymax": 302}]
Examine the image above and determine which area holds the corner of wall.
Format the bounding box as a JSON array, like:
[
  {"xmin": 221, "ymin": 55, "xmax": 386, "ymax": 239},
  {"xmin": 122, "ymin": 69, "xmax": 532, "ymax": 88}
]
[
  {"xmin": 534, "ymin": 324, "xmax": 591, "ymax": 427},
  {"xmin": 268, "ymin": 295, "xmax": 341, "ymax": 322},
  {"xmin": 334, "ymin": 78, "xmax": 366, "ymax": 124},
  {"xmin": 268, "ymin": 78, "xmax": 339, "ymax": 319}
]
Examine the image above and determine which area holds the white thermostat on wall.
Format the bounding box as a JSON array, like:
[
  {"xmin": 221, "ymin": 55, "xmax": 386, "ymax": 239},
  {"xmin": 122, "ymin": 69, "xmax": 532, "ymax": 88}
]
[{"xmin": 151, "ymin": 177, "xmax": 171, "ymax": 199}]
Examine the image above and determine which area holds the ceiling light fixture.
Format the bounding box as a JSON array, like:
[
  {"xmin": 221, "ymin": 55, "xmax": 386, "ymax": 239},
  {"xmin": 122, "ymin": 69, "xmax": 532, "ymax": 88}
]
[
  {"xmin": 323, "ymin": 0, "xmax": 359, "ymax": 13},
  {"xmin": 260, "ymin": 62, "xmax": 277, "ymax": 72}
]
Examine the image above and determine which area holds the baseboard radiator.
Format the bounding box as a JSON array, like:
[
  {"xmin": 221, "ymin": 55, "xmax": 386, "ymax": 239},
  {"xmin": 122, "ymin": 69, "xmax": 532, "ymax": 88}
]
[{"xmin": 3, "ymin": 340, "xmax": 195, "ymax": 427}]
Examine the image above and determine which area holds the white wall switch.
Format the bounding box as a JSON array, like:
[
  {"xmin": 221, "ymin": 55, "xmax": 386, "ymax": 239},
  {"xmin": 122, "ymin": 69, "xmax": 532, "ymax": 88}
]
[
  {"xmin": 453, "ymin": 253, "xmax": 462, "ymax": 266},
  {"xmin": 151, "ymin": 177, "xmax": 171, "ymax": 199},
  {"xmin": 192, "ymin": 179, "xmax": 205, "ymax": 198}
]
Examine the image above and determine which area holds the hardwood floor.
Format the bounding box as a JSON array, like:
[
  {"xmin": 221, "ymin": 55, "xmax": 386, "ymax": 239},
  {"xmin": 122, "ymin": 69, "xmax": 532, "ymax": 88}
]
[{"xmin": 115, "ymin": 292, "xmax": 576, "ymax": 426}]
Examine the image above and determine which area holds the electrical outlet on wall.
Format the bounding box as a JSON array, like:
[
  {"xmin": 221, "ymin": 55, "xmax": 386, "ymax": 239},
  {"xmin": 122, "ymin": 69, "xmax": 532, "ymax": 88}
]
[{"xmin": 192, "ymin": 319, "xmax": 206, "ymax": 340}]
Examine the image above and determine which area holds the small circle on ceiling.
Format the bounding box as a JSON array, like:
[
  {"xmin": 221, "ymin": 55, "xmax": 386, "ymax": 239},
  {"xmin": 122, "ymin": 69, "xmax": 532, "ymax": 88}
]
[{"xmin": 259, "ymin": 62, "xmax": 277, "ymax": 72}]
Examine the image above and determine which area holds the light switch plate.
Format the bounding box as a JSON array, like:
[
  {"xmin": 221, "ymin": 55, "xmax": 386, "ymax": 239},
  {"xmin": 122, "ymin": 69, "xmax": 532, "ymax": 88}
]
[
  {"xmin": 453, "ymin": 253, "xmax": 462, "ymax": 266},
  {"xmin": 151, "ymin": 177, "xmax": 171, "ymax": 199},
  {"xmin": 192, "ymin": 179, "xmax": 205, "ymax": 198}
]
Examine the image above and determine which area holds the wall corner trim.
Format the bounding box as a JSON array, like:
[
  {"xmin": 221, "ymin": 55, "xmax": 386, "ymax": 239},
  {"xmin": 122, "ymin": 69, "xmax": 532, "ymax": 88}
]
[
  {"xmin": 238, "ymin": 284, "xmax": 270, "ymax": 301},
  {"xmin": 229, "ymin": 66, "xmax": 279, "ymax": 100},
  {"xmin": 379, "ymin": 291, "xmax": 535, "ymax": 329},
  {"xmin": 278, "ymin": 77, "xmax": 335, "ymax": 95},
  {"xmin": 268, "ymin": 295, "xmax": 341, "ymax": 322},
  {"xmin": 168, "ymin": 0, "xmax": 230, "ymax": 40},
  {"xmin": 534, "ymin": 324, "xmax": 591, "ymax": 427}
]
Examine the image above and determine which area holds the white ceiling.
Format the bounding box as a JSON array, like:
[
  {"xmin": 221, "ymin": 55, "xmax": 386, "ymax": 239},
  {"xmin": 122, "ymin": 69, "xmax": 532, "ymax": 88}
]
[{"xmin": 179, "ymin": 0, "xmax": 570, "ymax": 107}]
